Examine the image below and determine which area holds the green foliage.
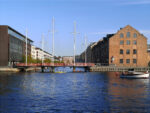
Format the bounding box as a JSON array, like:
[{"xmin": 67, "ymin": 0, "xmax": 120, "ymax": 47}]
[
  {"xmin": 36, "ymin": 58, "xmax": 42, "ymax": 63},
  {"xmin": 21, "ymin": 55, "xmax": 41, "ymax": 63},
  {"xmin": 44, "ymin": 58, "xmax": 51, "ymax": 63},
  {"xmin": 21, "ymin": 55, "xmax": 63, "ymax": 64}
]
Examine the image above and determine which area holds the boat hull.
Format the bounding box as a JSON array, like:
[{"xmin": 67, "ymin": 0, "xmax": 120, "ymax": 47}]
[{"xmin": 120, "ymin": 73, "xmax": 149, "ymax": 79}]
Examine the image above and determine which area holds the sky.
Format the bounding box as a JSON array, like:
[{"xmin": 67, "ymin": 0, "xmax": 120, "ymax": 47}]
[{"xmin": 0, "ymin": 0, "xmax": 150, "ymax": 56}]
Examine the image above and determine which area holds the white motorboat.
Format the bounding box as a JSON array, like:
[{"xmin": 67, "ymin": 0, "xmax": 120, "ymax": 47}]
[{"xmin": 120, "ymin": 70, "xmax": 149, "ymax": 79}]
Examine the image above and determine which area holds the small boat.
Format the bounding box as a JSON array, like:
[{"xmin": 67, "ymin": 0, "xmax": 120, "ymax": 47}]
[
  {"xmin": 120, "ymin": 70, "xmax": 149, "ymax": 79},
  {"xmin": 55, "ymin": 71, "xmax": 66, "ymax": 74}
]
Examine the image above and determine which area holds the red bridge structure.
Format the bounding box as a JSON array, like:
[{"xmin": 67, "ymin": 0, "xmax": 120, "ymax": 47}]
[{"xmin": 15, "ymin": 63, "xmax": 95, "ymax": 72}]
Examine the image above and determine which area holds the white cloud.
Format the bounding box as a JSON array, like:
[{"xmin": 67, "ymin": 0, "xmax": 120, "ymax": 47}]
[{"xmin": 140, "ymin": 30, "xmax": 150, "ymax": 36}]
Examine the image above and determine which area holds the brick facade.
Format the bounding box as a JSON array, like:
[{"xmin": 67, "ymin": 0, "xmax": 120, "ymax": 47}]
[{"xmin": 92, "ymin": 25, "xmax": 149, "ymax": 67}]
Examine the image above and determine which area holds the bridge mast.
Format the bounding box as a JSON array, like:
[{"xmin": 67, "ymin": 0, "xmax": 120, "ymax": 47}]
[
  {"xmin": 72, "ymin": 21, "xmax": 79, "ymax": 66},
  {"xmin": 42, "ymin": 34, "xmax": 44, "ymax": 64},
  {"xmin": 52, "ymin": 17, "xmax": 55, "ymax": 65},
  {"xmin": 84, "ymin": 34, "xmax": 87, "ymax": 64},
  {"xmin": 25, "ymin": 29, "xmax": 28, "ymax": 66}
]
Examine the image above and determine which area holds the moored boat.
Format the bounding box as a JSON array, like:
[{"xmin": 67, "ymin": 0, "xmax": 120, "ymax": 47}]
[{"xmin": 120, "ymin": 70, "xmax": 149, "ymax": 79}]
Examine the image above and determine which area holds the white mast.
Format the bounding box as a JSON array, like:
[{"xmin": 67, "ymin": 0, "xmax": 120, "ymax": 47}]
[
  {"xmin": 72, "ymin": 21, "xmax": 79, "ymax": 66},
  {"xmin": 85, "ymin": 34, "xmax": 87, "ymax": 64},
  {"xmin": 42, "ymin": 34, "xmax": 44, "ymax": 64},
  {"xmin": 52, "ymin": 16, "xmax": 55, "ymax": 65},
  {"xmin": 25, "ymin": 29, "xmax": 28, "ymax": 66}
]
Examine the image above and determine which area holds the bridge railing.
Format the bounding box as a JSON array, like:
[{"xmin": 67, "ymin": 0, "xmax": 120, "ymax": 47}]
[{"xmin": 15, "ymin": 63, "xmax": 95, "ymax": 67}]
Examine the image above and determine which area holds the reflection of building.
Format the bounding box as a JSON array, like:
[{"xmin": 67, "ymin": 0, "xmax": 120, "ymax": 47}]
[
  {"xmin": 62, "ymin": 56, "xmax": 73, "ymax": 64},
  {"xmin": 31, "ymin": 47, "xmax": 52, "ymax": 60},
  {"xmin": 0, "ymin": 25, "xmax": 33, "ymax": 66},
  {"xmin": 91, "ymin": 25, "xmax": 149, "ymax": 67}
]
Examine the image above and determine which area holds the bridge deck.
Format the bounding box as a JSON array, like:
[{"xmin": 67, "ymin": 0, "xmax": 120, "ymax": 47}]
[{"xmin": 15, "ymin": 63, "xmax": 95, "ymax": 67}]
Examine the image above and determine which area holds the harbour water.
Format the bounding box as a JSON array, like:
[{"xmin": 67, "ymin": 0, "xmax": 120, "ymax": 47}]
[{"xmin": 0, "ymin": 71, "xmax": 150, "ymax": 113}]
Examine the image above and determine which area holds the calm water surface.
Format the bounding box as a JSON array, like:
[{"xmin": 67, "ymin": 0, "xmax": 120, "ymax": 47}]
[{"xmin": 0, "ymin": 71, "xmax": 150, "ymax": 113}]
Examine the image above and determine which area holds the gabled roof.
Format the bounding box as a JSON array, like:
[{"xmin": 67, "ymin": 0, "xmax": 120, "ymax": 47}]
[{"xmin": 115, "ymin": 25, "xmax": 147, "ymax": 39}]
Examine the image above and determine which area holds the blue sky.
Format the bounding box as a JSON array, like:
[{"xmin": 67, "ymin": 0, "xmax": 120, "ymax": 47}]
[{"xmin": 0, "ymin": 0, "xmax": 150, "ymax": 56}]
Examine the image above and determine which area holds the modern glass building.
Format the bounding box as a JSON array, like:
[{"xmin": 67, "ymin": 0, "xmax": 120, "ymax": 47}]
[{"xmin": 0, "ymin": 25, "xmax": 33, "ymax": 66}]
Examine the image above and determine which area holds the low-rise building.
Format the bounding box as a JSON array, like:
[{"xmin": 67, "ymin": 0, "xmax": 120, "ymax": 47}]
[
  {"xmin": 31, "ymin": 47, "xmax": 53, "ymax": 60},
  {"xmin": 62, "ymin": 56, "xmax": 73, "ymax": 64}
]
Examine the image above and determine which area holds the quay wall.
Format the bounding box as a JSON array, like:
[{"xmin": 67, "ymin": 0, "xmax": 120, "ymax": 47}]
[
  {"xmin": 0, "ymin": 67, "xmax": 41, "ymax": 72},
  {"xmin": 90, "ymin": 66, "xmax": 150, "ymax": 72},
  {"xmin": 0, "ymin": 67, "xmax": 20, "ymax": 72}
]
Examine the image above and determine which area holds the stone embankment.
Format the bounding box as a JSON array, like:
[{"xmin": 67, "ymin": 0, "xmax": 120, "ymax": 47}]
[
  {"xmin": 0, "ymin": 67, "xmax": 20, "ymax": 72},
  {"xmin": 0, "ymin": 67, "xmax": 41, "ymax": 72},
  {"xmin": 90, "ymin": 66, "xmax": 150, "ymax": 72}
]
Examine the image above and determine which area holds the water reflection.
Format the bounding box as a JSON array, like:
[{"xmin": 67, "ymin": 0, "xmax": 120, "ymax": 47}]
[
  {"xmin": 106, "ymin": 72, "xmax": 150, "ymax": 112},
  {"xmin": 0, "ymin": 72, "xmax": 150, "ymax": 112}
]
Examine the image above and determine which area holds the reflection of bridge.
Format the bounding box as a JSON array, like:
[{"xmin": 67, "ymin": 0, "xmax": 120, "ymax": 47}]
[{"xmin": 15, "ymin": 63, "xmax": 95, "ymax": 72}]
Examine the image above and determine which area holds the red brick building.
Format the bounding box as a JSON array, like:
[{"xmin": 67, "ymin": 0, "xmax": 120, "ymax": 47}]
[{"xmin": 92, "ymin": 25, "xmax": 149, "ymax": 67}]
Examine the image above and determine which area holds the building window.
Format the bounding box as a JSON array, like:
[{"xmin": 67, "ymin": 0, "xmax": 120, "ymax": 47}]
[
  {"xmin": 120, "ymin": 40, "xmax": 124, "ymax": 45},
  {"xmin": 120, "ymin": 49, "xmax": 123, "ymax": 54},
  {"xmin": 126, "ymin": 40, "xmax": 130, "ymax": 45},
  {"xmin": 127, "ymin": 32, "xmax": 130, "ymax": 38},
  {"xmin": 133, "ymin": 59, "xmax": 137, "ymax": 63},
  {"xmin": 134, "ymin": 33, "xmax": 137, "ymax": 38},
  {"xmin": 133, "ymin": 40, "xmax": 137, "ymax": 45},
  {"xmin": 126, "ymin": 49, "xmax": 130, "ymax": 54},
  {"xmin": 126, "ymin": 59, "xmax": 130, "ymax": 64},
  {"xmin": 133, "ymin": 49, "xmax": 137, "ymax": 54},
  {"xmin": 120, "ymin": 59, "xmax": 123, "ymax": 64},
  {"xmin": 120, "ymin": 33, "xmax": 124, "ymax": 38}
]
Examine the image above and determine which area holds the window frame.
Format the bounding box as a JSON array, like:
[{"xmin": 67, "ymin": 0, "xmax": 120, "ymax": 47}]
[
  {"xmin": 120, "ymin": 49, "xmax": 123, "ymax": 54},
  {"xmin": 120, "ymin": 33, "xmax": 124, "ymax": 38},
  {"xmin": 120, "ymin": 59, "xmax": 123, "ymax": 64},
  {"xmin": 134, "ymin": 33, "xmax": 137, "ymax": 38},
  {"xmin": 120, "ymin": 40, "xmax": 124, "ymax": 45},
  {"xmin": 126, "ymin": 40, "xmax": 130, "ymax": 45},
  {"xmin": 126, "ymin": 49, "xmax": 130, "ymax": 54},
  {"xmin": 126, "ymin": 59, "xmax": 130, "ymax": 64},
  {"xmin": 133, "ymin": 59, "xmax": 137, "ymax": 64},
  {"xmin": 133, "ymin": 40, "xmax": 137, "ymax": 45},
  {"xmin": 127, "ymin": 32, "xmax": 130, "ymax": 38},
  {"xmin": 133, "ymin": 49, "xmax": 137, "ymax": 54}
]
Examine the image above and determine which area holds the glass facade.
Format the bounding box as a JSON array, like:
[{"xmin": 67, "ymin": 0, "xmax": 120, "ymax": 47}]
[
  {"xmin": 9, "ymin": 35, "xmax": 23, "ymax": 62},
  {"xmin": 8, "ymin": 28, "xmax": 33, "ymax": 45},
  {"xmin": 8, "ymin": 28, "xmax": 33, "ymax": 62}
]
